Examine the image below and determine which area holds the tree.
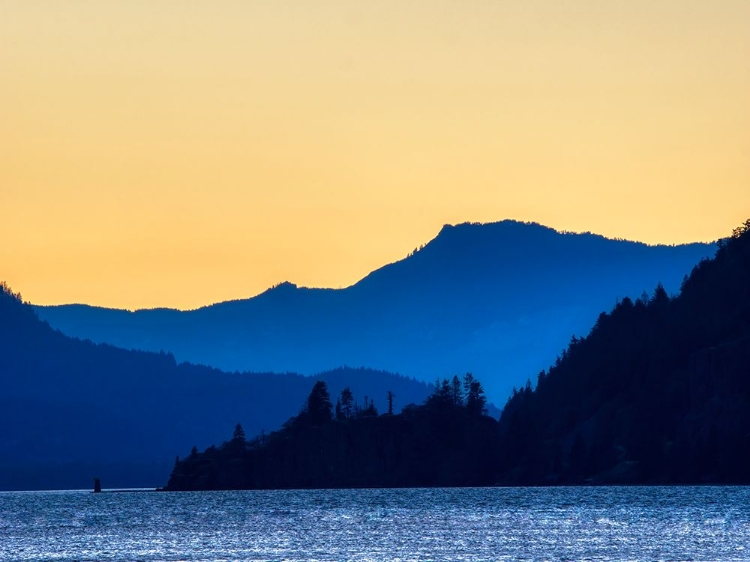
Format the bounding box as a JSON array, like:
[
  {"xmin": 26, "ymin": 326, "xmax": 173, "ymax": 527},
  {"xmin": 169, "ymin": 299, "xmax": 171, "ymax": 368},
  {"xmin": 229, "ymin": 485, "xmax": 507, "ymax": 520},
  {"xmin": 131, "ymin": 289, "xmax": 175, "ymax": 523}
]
[
  {"xmin": 650, "ymin": 282, "xmax": 669, "ymax": 308},
  {"xmin": 335, "ymin": 398, "xmax": 343, "ymax": 421},
  {"xmin": 363, "ymin": 396, "xmax": 378, "ymax": 417},
  {"xmin": 356, "ymin": 396, "xmax": 378, "ymax": 418},
  {"xmin": 338, "ymin": 386, "xmax": 354, "ymax": 420},
  {"xmin": 426, "ymin": 378, "xmax": 453, "ymax": 410},
  {"xmin": 232, "ymin": 423, "xmax": 246, "ymax": 443},
  {"xmin": 305, "ymin": 381, "xmax": 333, "ymax": 426},
  {"xmin": 451, "ymin": 375, "xmax": 463, "ymax": 407},
  {"xmin": 464, "ymin": 373, "xmax": 487, "ymax": 416},
  {"xmin": 387, "ymin": 390, "xmax": 395, "ymax": 415}
]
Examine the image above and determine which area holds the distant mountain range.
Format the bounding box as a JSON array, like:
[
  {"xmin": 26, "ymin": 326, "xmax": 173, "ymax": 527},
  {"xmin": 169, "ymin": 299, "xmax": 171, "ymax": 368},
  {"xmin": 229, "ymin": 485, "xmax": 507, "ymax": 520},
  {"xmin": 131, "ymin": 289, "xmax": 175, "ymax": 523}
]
[
  {"xmin": 34, "ymin": 220, "xmax": 716, "ymax": 401},
  {"xmin": 0, "ymin": 285, "xmax": 432, "ymax": 490}
]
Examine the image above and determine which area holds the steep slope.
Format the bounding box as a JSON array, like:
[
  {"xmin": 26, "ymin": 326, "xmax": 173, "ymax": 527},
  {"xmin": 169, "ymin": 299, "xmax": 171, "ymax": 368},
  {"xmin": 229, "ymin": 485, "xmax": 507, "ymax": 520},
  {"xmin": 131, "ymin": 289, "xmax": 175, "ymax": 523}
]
[
  {"xmin": 496, "ymin": 220, "xmax": 750, "ymax": 484},
  {"xmin": 0, "ymin": 285, "xmax": 431, "ymax": 490},
  {"xmin": 34, "ymin": 220, "xmax": 715, "ymax": 400}
]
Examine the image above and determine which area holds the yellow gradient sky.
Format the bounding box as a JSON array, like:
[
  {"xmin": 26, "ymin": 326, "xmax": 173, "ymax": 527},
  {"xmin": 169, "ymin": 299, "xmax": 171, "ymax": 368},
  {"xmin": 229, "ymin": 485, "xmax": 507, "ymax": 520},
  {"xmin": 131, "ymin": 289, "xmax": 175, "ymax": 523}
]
[{"xmin": 2, "ymin": 1, "xmax": 748, "ymax": 310}]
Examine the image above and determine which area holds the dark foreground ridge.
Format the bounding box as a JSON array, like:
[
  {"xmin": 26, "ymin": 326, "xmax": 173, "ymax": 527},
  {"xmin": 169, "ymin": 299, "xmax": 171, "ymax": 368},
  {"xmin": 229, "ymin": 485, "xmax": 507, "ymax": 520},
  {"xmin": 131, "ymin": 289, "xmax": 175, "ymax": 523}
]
[
  {"xmin": 496, "ymin": 220, "xmax": 750, "ymax": 485},
  {"xmin": 166, "ymin": 375, "xmax": 498, "ymax": 490},
  {"xmin": 166, "ymin": 220, "xmax": 750, "ymax": 489}
]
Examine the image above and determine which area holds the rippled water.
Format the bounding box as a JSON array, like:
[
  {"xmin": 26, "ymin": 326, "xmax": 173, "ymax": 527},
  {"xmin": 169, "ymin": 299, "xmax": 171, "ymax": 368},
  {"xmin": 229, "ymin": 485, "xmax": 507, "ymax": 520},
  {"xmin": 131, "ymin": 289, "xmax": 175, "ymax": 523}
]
[{"xmin": 1, "ymin": 486, "xmax": 749, "ymax": 561}]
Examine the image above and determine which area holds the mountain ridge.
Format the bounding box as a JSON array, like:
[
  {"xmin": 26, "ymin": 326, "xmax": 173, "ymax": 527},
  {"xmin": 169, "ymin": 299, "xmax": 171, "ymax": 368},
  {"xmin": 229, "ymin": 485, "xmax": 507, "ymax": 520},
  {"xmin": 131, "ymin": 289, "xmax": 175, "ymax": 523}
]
[
  {"xmin": 163, "ymin": 220, "xmax": 750, "ymax": 490},
  {"xmin": 36, "ymin": 220, "xmax": 713, "ymax": 312},
  {"xmin": 0, "ymin": 283, "xmax": 434, "ymax": 490},
  {"xmin": 33, "ymin": 219, "xmax": 717, "ymax": 400}
]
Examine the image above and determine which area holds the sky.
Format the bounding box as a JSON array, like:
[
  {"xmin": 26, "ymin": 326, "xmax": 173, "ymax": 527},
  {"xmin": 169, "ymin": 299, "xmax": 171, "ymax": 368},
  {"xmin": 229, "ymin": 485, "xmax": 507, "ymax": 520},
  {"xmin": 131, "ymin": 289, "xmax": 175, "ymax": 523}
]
[{"xmin": 2, "ymin": 1, "xmax": 748, "ymax": 310}]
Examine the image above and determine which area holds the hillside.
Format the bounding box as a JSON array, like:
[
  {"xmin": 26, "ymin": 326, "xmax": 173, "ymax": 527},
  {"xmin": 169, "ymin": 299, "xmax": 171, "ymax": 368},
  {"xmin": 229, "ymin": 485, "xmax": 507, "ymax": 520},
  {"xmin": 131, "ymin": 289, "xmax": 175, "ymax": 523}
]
[
  {"xmin": 166, "ymin": 376, "xmax": 501, "ymax": 491},
  {"xmin": 164, "ymin": 220, "xmax": 749, "ymax": 490},
  {"xmin": 496, "ymin": 220, "xmax": 750, "ymax": 484},
  {"xmin": 34, "ymin": 220, "xmax": 715, "ymax": 400},
  {"xmin": 0, "ymin": 286, "xmax": 431, "ymax": 490}
]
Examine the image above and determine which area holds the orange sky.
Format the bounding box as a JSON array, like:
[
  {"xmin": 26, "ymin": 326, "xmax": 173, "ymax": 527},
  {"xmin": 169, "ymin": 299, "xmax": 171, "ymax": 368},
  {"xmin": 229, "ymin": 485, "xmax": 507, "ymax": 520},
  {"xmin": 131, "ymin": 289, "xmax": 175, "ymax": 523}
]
[{"xmin": 2, "ymin": 1, "xmax": 748, "ymax": 310}]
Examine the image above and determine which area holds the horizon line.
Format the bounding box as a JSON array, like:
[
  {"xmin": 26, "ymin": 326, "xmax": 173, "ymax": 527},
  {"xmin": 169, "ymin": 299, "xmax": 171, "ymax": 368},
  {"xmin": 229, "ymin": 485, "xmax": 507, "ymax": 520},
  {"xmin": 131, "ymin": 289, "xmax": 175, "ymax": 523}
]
[{"xmin": 23, "ymin": 217, "xmax": 719, "ymax": 313}]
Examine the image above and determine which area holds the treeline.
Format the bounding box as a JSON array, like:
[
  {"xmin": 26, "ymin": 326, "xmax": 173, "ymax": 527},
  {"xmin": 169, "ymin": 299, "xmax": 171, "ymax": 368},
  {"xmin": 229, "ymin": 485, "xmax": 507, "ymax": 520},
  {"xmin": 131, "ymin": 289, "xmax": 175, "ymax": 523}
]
[
  {"xmin": 497, "ymin": 219, "xmax": 750, "ymax": 484},
  {"xmin": 0, "ymin": 282, "xmax": 433, "ymax": 490},
  {"xmin": 166, "ymin": 374, "xmax": 499, "ymax": 490},
  {"xmin": 168, "ymin": 219, "xmax": 750, "ymax": 489}
]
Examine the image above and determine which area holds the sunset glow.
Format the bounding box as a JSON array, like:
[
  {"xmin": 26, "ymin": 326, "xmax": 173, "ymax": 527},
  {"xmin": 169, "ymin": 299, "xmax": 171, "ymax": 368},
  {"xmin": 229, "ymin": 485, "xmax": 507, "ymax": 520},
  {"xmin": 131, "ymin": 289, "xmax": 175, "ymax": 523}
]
[{"xmin": 2, "ymin": 1, "xmax": 748, "ymax": 309}]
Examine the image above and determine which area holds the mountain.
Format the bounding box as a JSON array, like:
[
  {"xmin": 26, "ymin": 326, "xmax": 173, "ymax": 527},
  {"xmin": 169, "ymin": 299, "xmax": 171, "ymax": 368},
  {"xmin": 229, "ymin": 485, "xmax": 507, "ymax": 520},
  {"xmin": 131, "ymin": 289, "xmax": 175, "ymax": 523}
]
[
  {"xmin": 164, "ymin": 219, "xmax": 750, "ymax": 490},
  {"xmin": 0, "ymin": 284, "xmax": 432, "ymax": 491},
  {"xmin": 34, "ymin": 220, "xmax": 715, "ymax": 400},
  {"xmin": 495, "ymin": 220, "xmax": 750, "ymax": 484}
]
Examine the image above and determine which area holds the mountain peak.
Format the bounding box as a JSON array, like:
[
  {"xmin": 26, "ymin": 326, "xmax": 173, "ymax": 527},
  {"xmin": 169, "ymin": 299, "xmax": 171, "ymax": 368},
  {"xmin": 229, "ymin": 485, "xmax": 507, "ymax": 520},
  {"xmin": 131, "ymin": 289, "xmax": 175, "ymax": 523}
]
[
  {"xmin": 32, "ymin": 220, "xmax": 717, "ymax": 402},
  {"xmin": 253, "ymin": 281, "xmax": 300, "ymax": 301},
  {"xmin": 269, "ymin": 281, "xmax": 298, "ymax": 292},
  {"xmin": 432, "ymin": 220, "xmax": 559, "ymax": 245}
]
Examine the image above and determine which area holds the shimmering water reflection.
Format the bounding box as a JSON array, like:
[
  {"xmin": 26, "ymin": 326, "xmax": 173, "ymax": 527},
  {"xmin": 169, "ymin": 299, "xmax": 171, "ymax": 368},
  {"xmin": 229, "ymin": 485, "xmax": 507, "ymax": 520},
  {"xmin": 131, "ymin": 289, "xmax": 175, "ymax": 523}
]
[{"xmin": 1, "ymin": 486, "xmax": 749, "ymax": 561}]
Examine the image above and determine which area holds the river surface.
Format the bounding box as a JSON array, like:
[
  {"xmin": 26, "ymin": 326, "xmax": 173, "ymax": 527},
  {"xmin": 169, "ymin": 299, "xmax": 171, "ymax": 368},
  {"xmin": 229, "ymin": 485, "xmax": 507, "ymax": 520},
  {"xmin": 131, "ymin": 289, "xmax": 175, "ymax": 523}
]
[{"xmin": 0, "ymin": 486, "xmax": 749, "ymax": 561}]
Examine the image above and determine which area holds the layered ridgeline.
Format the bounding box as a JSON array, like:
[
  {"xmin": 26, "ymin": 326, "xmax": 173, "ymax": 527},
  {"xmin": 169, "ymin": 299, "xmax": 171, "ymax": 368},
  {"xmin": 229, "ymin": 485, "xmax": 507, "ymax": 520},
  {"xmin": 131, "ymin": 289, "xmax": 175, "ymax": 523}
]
[
  {"xmin": 165, "ymin": 221, "xmax": 749, "ymax": 489},
  {"xmin": 34, "ymin": 220, "xmax": 715, "ymax": 400},
  {"xmin": 0, "ymin": 285, "xmax": 431, "ymax": 491}
]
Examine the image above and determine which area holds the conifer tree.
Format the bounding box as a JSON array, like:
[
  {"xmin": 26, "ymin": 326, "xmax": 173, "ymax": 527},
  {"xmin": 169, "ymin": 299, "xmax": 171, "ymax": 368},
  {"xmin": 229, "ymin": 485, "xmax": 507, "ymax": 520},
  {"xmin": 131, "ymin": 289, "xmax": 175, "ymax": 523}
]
[
  {"xmin": 232, "ymin": 423, "xmax": 246, "ymax": 443},
  {"xmin": 305, "ymin": 381, "xmax": 333, "ymax": 426},
  {"xmin": 464, "ymin": 373, "xmax": 487, "ymax": 416}
]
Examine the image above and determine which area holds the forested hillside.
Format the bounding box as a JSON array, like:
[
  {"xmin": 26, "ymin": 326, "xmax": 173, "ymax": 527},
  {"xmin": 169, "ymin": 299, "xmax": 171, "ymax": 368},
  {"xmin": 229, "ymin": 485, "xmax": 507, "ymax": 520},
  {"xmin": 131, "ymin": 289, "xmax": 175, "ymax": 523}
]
[
  {"xmin": 0, "ymin": 286, "xmax": 431, "ymax": 490},
  {"xmin": 165, "ymin": 221, "xmax": 749, "ymax": 489},
  {"xmin": 497, "ymin": 220, "xmax": 750, "ymax": 484}
]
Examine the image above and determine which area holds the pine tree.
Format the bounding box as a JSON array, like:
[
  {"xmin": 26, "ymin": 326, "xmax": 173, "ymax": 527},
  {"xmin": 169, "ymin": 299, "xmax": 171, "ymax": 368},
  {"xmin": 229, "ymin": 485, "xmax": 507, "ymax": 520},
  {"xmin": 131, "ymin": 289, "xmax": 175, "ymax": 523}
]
[
  {"xmin": 232, "ymin": 423, "xmax": 246, "ymax": 443},
  {"xmin": 451, "ymin": 375, "xmax": 464, "ymax": 407},
  {"xmin": 464, "ymin": 373, "xmax": 487, "ymax": 416},
  {"xmin": 339, "ymin": 387, "xmax": 354, "ymax": 420},
  {"xmin": 305, "ymin": 381, "xmax": 333, "ymax": 426}
]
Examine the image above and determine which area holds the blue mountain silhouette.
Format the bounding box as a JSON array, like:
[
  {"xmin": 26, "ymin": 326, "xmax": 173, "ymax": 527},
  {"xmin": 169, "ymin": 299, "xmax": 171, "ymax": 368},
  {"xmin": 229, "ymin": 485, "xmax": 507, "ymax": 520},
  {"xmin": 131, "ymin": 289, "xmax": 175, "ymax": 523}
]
[
  {"xmin": 34, "ymin": 220, "xmax": 716, "ymax": 400},
  {"xmin": 0, "ymin": 284, "xmax": 432, "ymax": 490}
]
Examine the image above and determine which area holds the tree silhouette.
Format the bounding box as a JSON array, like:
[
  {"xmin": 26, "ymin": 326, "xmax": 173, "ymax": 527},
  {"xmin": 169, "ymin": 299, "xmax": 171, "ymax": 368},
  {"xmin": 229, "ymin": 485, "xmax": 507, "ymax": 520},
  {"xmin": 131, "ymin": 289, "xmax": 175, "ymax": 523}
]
[
  {"xmin": 337, "ymin": 386, "xmax": 354, "ymax": 420},
  {"xmin": 305, "ymin": 381, "xmax": 333, "ymax": 426},
  {"xmin": 232, "ymin": 423, "xmax": 246, "ymax": 443},
  {"xmin": 451, "ymin": 375, "xmax": 463, "ymax": 407},
  {"xmin": 464, "ymin": 373, "xmax": 487, "ymax": 416},
  {"xmin": 493, "ymin": 219, "xmax": 750, "ymax": 485},
  {"xmin": 167, "ymin": 372, "xmax": 500, "ymax": 490},
  {"xmin": 361, "ymin": 396, "xmax": 378, "ymax": 417},
  {"xmin": 335, "ymin": 398, "xmax": 342, "ymax": 420}
]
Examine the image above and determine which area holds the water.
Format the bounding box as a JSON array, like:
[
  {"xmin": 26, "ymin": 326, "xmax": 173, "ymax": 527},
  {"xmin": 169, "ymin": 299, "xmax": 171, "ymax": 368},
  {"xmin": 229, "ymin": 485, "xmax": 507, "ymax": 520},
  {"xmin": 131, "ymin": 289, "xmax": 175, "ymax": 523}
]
[{"xmin": 1, "ymin": 486, "xmax": 749, "ymax": 561}]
